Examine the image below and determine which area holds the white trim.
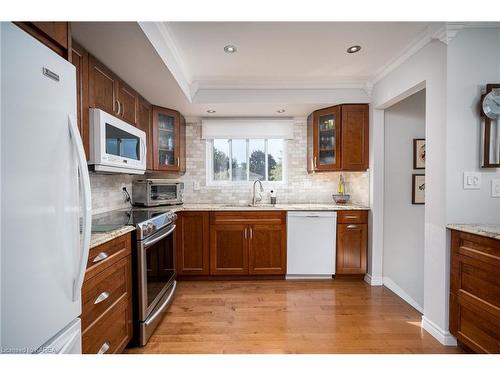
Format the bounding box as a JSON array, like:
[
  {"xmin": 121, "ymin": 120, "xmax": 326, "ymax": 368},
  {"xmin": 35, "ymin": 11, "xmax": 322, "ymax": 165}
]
[
  {"xmin": 371, "ymin": 23, "xmax": 445, "ymax": 84},
  {"xmin": 383, "ymin": 277, "xmax": 423, "ymax": 313},
  {"xmin": 364, "ymin": 273, "xmax": 383, "ymax": 286},
  {"xmin": 421, "ymin": 316, "xmax": 458, "ymax": 346},
  {"xmin": 138, "ymin": 22, "xmax": 193, "ymax": 102},
  {"xmin": 286, "ymin": 275, "xmax": 333, "ymax": 280}
]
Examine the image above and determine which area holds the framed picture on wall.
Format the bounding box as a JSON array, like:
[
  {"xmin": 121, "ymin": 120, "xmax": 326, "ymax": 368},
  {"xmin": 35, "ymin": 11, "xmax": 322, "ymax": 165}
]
[
  {"xmin": 413, "ymin": 138, "xmax": 426, "ymax": 169},
  {"xmin": 412, "ymin": 174, "xmax": 425, "ymax": 204}
]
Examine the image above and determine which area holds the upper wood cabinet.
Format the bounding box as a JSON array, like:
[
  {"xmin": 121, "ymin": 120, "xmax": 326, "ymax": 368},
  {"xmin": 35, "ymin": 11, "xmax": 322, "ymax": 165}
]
[
  {"xmin": 307, "ymin": 104, "xmax": 369, "ymax": 172},
  {"xmin": 151, "ymin": 106, "xmax": 186, "ymax": 173},
  {"xmin": 89, "ymin": 55, "xmax": 138, "ymax": 126},
  {"xmin": 136, "ymin": 96, "xmax": 153, "ymax": 170},
  {"xmin": 176, "ymin": 211, "xmax": 210, "ymax": 276},
  {"xmin": 71, "ymin": 40, "xmax": 90, "ymax": 159},
  {"xmin": 15, "ymin": 22, "xmax": 71, "ymax": 60}
]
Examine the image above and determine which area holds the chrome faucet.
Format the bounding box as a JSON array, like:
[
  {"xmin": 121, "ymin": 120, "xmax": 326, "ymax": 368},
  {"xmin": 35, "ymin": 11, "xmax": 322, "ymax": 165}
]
[{"xmin": 251, "ymin": 179, "xmax": 264, "ymax": 206}]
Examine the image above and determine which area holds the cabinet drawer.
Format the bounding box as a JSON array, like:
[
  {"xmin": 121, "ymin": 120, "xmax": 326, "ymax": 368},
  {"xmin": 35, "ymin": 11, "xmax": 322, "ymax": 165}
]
[
  {"xmin": 210, "ymin": 211, "xmax": 285, "ymax": 225},
  {"xmin": 82, "ymin": 256, "xmax": 131, "ymax": 332},
  {"xmin": 82, "ymin": 294, "xmax": 132, "ymax": 354},
  {"xmin": 337, "ymin": 210, "xmax": 368, "ymax": 224},
  {"xmin": 86, "ymin": 233, "xmax": 131, "ymax": 281}
]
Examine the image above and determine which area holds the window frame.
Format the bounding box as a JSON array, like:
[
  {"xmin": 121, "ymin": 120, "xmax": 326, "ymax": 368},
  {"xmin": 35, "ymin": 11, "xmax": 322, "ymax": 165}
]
[{"xmin": 206, "ymin": 138, "xmax": 287, "ymax": 186}]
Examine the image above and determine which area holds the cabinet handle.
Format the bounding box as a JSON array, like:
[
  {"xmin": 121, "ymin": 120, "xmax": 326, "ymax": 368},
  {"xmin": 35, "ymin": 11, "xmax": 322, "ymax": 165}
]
[
  {"xmin": 249, "ymin": 227, "xmax": 253, "ymax": 239},
  {"xmin": 92, "ymin": 252, "xmax": 109, "ymax": 263},
  {"xmin": 120, "ymin": 101, "xmax": 125, "ymax": 116},
  {"xmin": 115, "ymin": 100, "xmax": 120, "ymax": 115},
  {"xmin": 97, "ymin": 341, "xmax": 111, "ymax": 354},
  {"xmin": 344, "ymin": 215, "xmax": 359, "ymax": 219},
  {"xmin": 244, "ymin": 227, "xmax": 248, "ymax": 239},
  {"xmin": 347, "ymin": 224, "xmax": 358, "ymax": 229},
  {"xmin": 177, "ymin": 157, "xmax": 180, "ymax": 167},
  {"xmin": 94, "ymin": 291, "xmax": 110, "ymax": 305}
]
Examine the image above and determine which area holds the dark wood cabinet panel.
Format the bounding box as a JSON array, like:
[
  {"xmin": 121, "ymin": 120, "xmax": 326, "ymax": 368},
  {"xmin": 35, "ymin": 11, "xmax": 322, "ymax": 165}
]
[
  {"xmin": 152, "ymin": 106, "xmax": 182, "ymax": 172},
  {"xmin": 179, "ymin": 114, "xmax": 187, "ymax": 174},
  {"xmin": 116, "ymin": 81, "xmax": 138, "ymax": 125},
  {"xmin": 341, "ymin": 104, "xmax": 369, "ymax": 171},
  {"xmin": 15, "ymin": 22, "xmax": 71, "ymax": 60},
  {"xmin": 82, "ymin": 234, "xmax": 133, "ymax": 354},
  {"xmin": 336, "ymin": 222, "xmax": 367, "ymax": 275},
  {"xmin": 307, "ymin": 104, "xmax": 369, "ymax": 173},
  {"xmin": 449, "ymin": 230, "xmax": 500, "ymax": 353},
  {"xmin": 89, "ymin": 55, "xmax": 118, "ymax": 116},
  {"xmin": 136, "ymin": 96, "xmax": 153, "ymax": 170},
  {"xmin": 176, "ymin": 212, "xmax": 210, "ymax": 275},
  {"xmin": 71, "ymin": 40, "xmax": 90, "ymax": 160},
  {"xmin": 210, "ymin": 224, "xmax": 249, "ymax": 275},
  {"xmin": 248, "ymin": 224, "xmax": 286, "ymax": 275}
]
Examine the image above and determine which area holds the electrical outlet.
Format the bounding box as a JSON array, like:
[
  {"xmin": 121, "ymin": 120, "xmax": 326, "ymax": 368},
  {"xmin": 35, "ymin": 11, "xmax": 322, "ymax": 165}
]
[
  {"xmin": 463, "ymin": 172, "xmax": 481, "ymax": 190},
  {"xmin": 491, "ymin": 179, "xmax": 500, "ymax": 197}
]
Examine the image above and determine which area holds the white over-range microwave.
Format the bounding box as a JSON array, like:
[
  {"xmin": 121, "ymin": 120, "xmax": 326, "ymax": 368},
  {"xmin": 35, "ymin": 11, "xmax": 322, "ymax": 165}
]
[{"xmin": 88, "ymin": 108, "xmax": 147, "ymax": 174}]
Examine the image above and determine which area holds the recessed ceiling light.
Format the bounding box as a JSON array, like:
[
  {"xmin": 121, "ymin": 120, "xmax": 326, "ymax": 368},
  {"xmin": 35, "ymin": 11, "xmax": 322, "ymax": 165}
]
[
  {"xmin": 347, "ymin": 45, "xmax": 361, "ymax": 54},
  {"xmin": 206, "ymin": 109, "xmax": 216, "ymax": 113},
  {"xmin": 277, "ymin": 109, "xmax": 286, "ymax": 113},
  {"xmin": 224, "ymin": 45, "xmax": 237, "ymax": 53}
]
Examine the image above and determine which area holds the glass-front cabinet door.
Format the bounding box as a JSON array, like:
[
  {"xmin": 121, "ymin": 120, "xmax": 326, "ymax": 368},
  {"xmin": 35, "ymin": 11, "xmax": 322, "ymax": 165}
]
[
  {"xmin": 313, "ymin": 106, "xmax": 341, "ymax": 171},
  {"xmin": 152, "ymin": 106, "xmax": 180, "ymax": 171}
]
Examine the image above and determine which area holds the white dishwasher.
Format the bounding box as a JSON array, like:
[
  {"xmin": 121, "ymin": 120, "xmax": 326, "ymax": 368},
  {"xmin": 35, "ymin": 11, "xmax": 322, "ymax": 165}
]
[{"xmin": 287, "ymin": 211, "xmax": 337, "ymax": 278}]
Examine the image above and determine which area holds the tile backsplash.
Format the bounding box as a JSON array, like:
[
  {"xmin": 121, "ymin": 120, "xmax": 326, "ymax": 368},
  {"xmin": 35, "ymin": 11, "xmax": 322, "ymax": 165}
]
[
  {"xmin": 90, "ymin": 173, "xmax": 134, "ymax": 214},
  {"xmin": 90, "ymin": 120, "xmax": 370, "ymax": 212}
]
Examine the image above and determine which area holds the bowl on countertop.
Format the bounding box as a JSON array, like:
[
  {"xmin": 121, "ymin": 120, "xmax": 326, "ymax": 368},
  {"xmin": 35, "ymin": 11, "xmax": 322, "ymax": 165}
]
[{"xmin": 332, "ymin": 194, "xmax": 350, "ymax": 204}]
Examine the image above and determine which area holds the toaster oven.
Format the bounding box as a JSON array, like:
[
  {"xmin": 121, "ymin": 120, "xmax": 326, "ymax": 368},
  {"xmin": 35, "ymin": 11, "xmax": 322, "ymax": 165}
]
[{"xmin": 132, "ymin": 179, "xmax": 184, "ymax": 206}]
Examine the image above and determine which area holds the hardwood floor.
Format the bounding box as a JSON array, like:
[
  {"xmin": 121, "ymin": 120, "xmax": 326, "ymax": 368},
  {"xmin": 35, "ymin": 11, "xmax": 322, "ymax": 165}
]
[{"xmin": 126, "ymin": 279, "xmax": 464, "ymax": 354}]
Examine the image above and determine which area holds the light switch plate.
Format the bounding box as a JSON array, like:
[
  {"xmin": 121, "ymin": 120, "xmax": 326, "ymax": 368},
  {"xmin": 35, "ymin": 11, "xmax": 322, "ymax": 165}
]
[
  {"xmin": 463, "ymin": 172, "xmax": 481, "ymax": 190},
  {"xmin": 491, "ymin": 179, "xmax": 500, "ymax": 197}
]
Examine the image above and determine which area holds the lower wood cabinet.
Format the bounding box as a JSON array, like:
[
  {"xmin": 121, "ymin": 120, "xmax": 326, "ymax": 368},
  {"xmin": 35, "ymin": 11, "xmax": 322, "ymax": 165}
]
[
  {"xmin": 176, "ymin": 211, "xmax": 210, "ymax": 275},
  {"xmin": 209, "ymin": 211, "xmax": 287, "ymax": 276},
  {"xmin": 82, "ymin": 233, "xmax": 133, "ymax": 354},
  {"xmin": 449, "ymin": 230, "xmax": 500, "ymax": 353},
  {"xmin": 336, "ymin": 211, "xmax": 368, "ymax": 275}
]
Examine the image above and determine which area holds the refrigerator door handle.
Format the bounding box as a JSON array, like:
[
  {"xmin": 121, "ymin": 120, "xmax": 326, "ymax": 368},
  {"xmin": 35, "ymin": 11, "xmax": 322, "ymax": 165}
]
[{"xmin": 68, "ymin": 115, "xmax": 92, "ymax": 302}]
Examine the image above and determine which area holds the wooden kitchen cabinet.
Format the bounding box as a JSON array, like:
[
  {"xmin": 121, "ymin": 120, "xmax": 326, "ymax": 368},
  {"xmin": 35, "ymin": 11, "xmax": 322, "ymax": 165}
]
[
  {"xmin": 136, "ymin": 96, "xmax": 153, "ymax": 170},
  {"xmin": 89, "ymin": 54, "xmax": 138, "ymax": 126},
  {"xmin": 151, "ymin": 106, "xmax": 186, "ymax": 173},
  {"xmin": 341, "ymin": 104, "xmax": 369, "ymax": 171},
  {"xmin": 248, "ymin": 224, "xmax": 287, "ymax": 275},
  {"xmin": 209, "ymin": 211, "xmax": 286, "ymax": 276},
  {"xmin": 307, "ymin": 104, "xmax": 369, "ymax": 172},
  {"xmin": 449, "ymin": 230, "xmax": 500, "ymax": 353},
  {"xmin": 336, "ymin": 211, "xmax": 368, "ymax": 275},
  {"xmin": 176, "ymin": 211, "xmax": 210, "ymax": 275},
  {"xmin": 15, "ymin": 22, "xmax": 71, "ymax": 60},
  {"xmin": 71, "ymin": 40, "xmax": 90, "ymax": 159},
  {"xmin": 82, "ymin": 233, "xmax": 133, "ymax": 354}
]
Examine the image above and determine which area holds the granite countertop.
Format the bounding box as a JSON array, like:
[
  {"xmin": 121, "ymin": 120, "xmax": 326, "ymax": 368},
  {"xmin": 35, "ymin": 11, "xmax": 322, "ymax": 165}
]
[
  {"xmin": 447, "ymin": 224, "xmax": 500, "ymax": 241},
  {"xmin": 90, "ymin": 225, "xmax": 135, "ymax": 249},
  {"xmin": 90, "ymin": 202, "xmax": 371, "ymax": 248}
]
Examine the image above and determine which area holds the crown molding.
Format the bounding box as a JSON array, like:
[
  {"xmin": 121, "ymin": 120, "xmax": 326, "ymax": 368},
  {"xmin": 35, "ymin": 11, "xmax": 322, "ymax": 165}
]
[{"xmin": 138, "ymin": 22, "xmax": 193, "ymax": 102}]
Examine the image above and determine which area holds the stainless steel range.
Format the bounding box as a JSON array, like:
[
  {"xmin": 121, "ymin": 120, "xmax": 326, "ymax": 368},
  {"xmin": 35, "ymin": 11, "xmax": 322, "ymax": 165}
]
[
  {"xmin": 92, "ymin": 208, "xmax": 177, "ymax": 346},
  {"xmin": 135, "ymin": 209, "xmax": 177, "ymax": 346}
]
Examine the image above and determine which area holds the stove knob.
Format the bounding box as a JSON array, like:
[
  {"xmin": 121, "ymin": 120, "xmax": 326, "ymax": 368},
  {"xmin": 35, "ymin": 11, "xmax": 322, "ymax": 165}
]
[{"xmin": 171, "ymin": 213, "xmax": 177, "ymax": 222}]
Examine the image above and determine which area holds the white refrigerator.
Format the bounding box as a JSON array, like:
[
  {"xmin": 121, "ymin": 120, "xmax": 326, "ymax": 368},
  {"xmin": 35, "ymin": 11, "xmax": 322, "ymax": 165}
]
[{"xmin": 0, "ymin": 22, "xmax": 92, "ymax": 354}]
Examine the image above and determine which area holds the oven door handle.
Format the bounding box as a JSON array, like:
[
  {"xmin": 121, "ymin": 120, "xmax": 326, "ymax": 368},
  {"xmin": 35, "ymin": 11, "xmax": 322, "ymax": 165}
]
[{"xmin": 143, "ymin": 224, "xmax": 176, "ymax": 248}]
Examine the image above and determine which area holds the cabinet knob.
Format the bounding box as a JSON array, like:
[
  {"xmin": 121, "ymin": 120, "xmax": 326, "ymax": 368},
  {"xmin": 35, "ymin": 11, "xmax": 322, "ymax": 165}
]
[
  {"xmin": 97, "ymin": 341, "xmax": 111, "ymax": 354},
  {"xmin": 94, "ymin": 291, "xmax": 110, "ymax": 305},
  {"xmin": 347, "ymin": 224, "xmax": 358, "ymax": 229},
  {"xmin": 92, "ymin": 252, "xmax": 109, "ymax": 263}
]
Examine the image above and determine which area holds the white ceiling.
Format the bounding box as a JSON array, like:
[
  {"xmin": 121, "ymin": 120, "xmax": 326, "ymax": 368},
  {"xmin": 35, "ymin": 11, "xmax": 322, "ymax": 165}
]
[
  {"xmin": 166, "ymin": 22, "xmax": 433, "ymax": 86},
  {"xmin": 72, "ymin": 21, "xmax": 440, "ymax": 118}
]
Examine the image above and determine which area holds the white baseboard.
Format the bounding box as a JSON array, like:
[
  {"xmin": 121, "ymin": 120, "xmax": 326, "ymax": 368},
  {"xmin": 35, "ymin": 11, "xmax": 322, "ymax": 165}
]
[
  {"xmin": 364, "ymin": 273, "xmax": 384, "ymax": 285},
  {"xmin": 285, "ymin": 275, "xmax": 333, "ymax": 280},
  {"xmin": 421, "ymin": 316, "xmax": 457, "ymax": 346},
  {"xmin": 382, "ymin": 277, "xmax": 424, "ymax": 313}
]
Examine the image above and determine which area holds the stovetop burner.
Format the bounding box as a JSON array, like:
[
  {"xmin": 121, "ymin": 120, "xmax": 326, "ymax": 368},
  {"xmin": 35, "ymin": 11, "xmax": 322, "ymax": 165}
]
[{"xmin": 92, "ymin": 207, "xmax": 177, "ymax": 240}]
